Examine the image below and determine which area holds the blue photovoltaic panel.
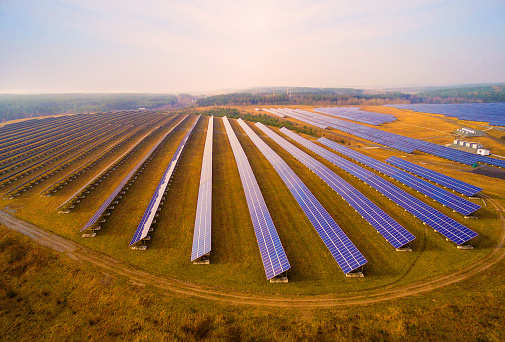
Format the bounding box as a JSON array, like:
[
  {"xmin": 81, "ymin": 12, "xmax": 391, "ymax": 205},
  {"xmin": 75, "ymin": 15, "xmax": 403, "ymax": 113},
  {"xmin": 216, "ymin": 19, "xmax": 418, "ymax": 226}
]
[
  {"xmin": 130, "ymin": 116, "xmax": 200, "ymax": 246},
  {"xmin": 0, "ymin": 122, "xmax": 121, "ymax": 187},
  {"xmin": 279, "ymin": 127, "xmax": 415, "ymax": 249},
  {"xmin": 315, "ymin": 107, "xmax": 397, "ymax": 125},
  {"xmin": 313, "ymin": 137, "xmax": 478, "ymax": 245},
  {"xmin": 318, "ymin": 112, "xmax": 505, "ymax": 167},
  {"xmin": 267, "ymin": 108, "xmax": 329, "ymax": 129},
  {"xmin": 223, "ymin": 117, "xmax": 290, "ymax": 280},
  {"xmin": 81, "ymin": 115, "xmax": 189, "ymax": 232},
  {"xmin": 58, "ymin": 118, "xmax": 175, "ymax": 211},
  {"xmin": 7, "ymin": 124, "xmax": 132, "ymax": 196},
  {"xmin": 246, "ymin": 121, "xmax": 367, "ymax": 273},
  {"xmin": 388, "ymin": 103, "xmax": 505, "ymax": 127},
  {"xmin": 191, "ymin": 116, "xmax": 214, "ymax": 261},
  {"xmin": 263, "ymin": 108, "xmax": 286, "ymax": 118},
  {"xmin": 386, "ymin": 157, "xmax": 482, "ymax": 197},
  {"xmin": 275, "ymin": 108, "xmax": 505, "ymax": 168},
  {"xmin": 316, "ymin": 138, "xmax": 480, "ymax": 216}
]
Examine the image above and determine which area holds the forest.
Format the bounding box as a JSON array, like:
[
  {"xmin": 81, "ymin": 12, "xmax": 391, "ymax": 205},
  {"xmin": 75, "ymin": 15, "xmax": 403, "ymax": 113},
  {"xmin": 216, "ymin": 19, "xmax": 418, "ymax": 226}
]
[
  {"xmin": 0, "ymin": 94, "xmax": 179, "ymax": 122},
  {"xmin": 196, "ymin": 84, "xmax": 505, "ymax": 106}
]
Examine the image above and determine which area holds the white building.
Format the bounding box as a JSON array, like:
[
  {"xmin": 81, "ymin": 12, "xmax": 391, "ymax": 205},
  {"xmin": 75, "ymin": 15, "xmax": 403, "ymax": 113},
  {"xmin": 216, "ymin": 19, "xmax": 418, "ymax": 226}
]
[{"xmin": 477, "ymin": 148, "xmax": 490, "ymax": 156}]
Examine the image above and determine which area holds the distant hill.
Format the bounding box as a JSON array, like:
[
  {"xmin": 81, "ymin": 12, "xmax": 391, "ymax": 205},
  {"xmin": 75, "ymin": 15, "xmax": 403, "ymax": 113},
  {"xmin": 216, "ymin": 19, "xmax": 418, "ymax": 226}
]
[
  {"xmin": 0, "ymin": 94, "xmax": 181, "ymax": 122},
  {"xmin": 417, "ymin": 84, "xmax": 505, "ymax": 103},
  {"xmin": 242, "ymin": 87, "xmax": 365, "ymax": 96},
  {"xmin": 196, "ymin": 88, "xmax": 413, "ymax": 106},
  {"xmin": 196, "ymin": 84, "xmax": 505, "ymax": 106}
]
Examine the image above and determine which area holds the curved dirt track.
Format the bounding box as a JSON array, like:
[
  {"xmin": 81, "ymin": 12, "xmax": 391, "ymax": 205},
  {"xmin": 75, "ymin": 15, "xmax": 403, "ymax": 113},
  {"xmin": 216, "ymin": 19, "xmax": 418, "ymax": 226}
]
[{"xmin": 1, "ymin": 197, "xmax": 504, "ymax": 308}]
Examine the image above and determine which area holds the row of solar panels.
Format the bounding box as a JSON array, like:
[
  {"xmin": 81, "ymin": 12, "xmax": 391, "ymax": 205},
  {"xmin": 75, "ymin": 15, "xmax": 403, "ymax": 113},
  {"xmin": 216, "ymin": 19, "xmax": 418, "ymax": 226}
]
[
  {"xmin": 57, "ymin": 114, "xmax": 481, "ymax": 281},
  {"xmin": 56, "ymin": 122, "xmax": 168, "ymax": 211},
  {"xmin": 0, "ymin": 113, "xmax": 157, "ymax": 195},
  {"xmin": 130, "ymin": 116, "xmax": 200, "ymax": 247},
  {"xmin": 311, "ymin": 140, "xmax": 480, "ymax": 216},
  {"xmin": 385, "ymin": 157, "xmax": 482, "ymax": 197},
  {"xmin": 315, "ymin": 107, "xmax": 397, "ymax": 125},
  {"xmin": 388, "ymin": 103, "xmax": 505, "ymax": 127},
  {"xmin": 224, "ymin": 118, "xmax": 292, "ymax": 279},
  {"xmin": 80, "ymin": 115, "xmax": 190, "ymax": 234},
  {"xmin": 0, "ymin": 111, "xmax": 134, "ymax": 155},
  {"xmin": 269, "ymin": 109, "xmax": 482, "ymax": 212},
  {"xmin": 191, "ymin": 116, "xmax": 214, "ymax": 263},
  {"xmin": 275, "ymin": 108, "xmax": 505, "ymax": 168},
  {"xmin": 0, "ymin": 110, "xmax": 144, "ymax": 142},
  {"xmin": 0, "ymin": 111, "xmax": 144, "ymax": 175},
  {"xmin": 0, "ymin": 113, "xmax": 121, "ymax": 165},
  {"xmin": 202, "ymin": 117, "xmax": 482, "ymax": 279},
  {"xmin": 41, "ymin": 121, "xmax": 161, "ymax": 196},
  {"xmin": 0, "ymin": 114, "xmax": 87, "ymax": 145},
  {"xmin": 315, "ymin": 137, "xmax": 478, "ymax": 245},
  {"xmin": 8, "ymin": 123, "xmax": 144, "ymax": 198},
  {"xmin": 0, "ymin": 113, "xmax": 147, "ymax": 190}
]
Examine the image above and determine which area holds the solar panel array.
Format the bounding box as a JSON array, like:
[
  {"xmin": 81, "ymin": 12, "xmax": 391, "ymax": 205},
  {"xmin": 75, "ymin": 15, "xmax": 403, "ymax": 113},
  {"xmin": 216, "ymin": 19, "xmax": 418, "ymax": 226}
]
[
  {"xmin": 247, "ymin": 121, "xmax": 367, "ymax": 274},
  {"xmin": 223, "ymin": 117, "xmax": 291, "ymax": 280},
  {"xmin": 278, "ymin": 128, "xmax": 415, "ymax": 248},
  {"xmin": 81, "ymin": 115, "xmax": 189, "ymax": 233},
  {"xmin": 57, "ymin": 123, "xmax": 171, "ymax": 212},
  {"xmin": 266, "ymin": 108, "xmax": 329, "ymax": 129},
  {"xmin": 6, "ymin": 122, "xmax": 144, "ymax": 197},
  {"xmin": 262, "ymin": 108, "xmax": 286, "ymax": 118},
  {"xmin": 386, "ymin": 157, "xmax": 482, "ymax": 197},
  {"xmin": 0, "ymin": 113, "xmax": 165, "ymax": 196},
  {"xmin": 130, "ymin": 116, "xmax": 201, "ymax": 246},
  {"xmin": 0, "ymin": 112, "xmax": 133, "ymax": 166},
  {"xmin": 0, "ymin": 116, "xmax": 121, "ymax": 177},
  {"xmin": 314, "ymin": 137, "xmax": 478, "ymax": 245},
  {"xmin": 314, "ymin": 139, "xmax": 480, "ymax": 216},
  {"xmin": 276, "ymin": 107, "xmax": 505, "ymax": 168},
  {"xmin": 190, "ymin": 116, "xmax": 214, "ymax": 262},
  {"xmin": 388, "ymin": 103, "xmax": 505, "ymax": 127},
  {"xmin": 315, "ymin": 107, "xmax": 397, "ymax": 125},
  {"xmin": 40, "ymin": 120, "xmax": 161, "ymax": 196}
]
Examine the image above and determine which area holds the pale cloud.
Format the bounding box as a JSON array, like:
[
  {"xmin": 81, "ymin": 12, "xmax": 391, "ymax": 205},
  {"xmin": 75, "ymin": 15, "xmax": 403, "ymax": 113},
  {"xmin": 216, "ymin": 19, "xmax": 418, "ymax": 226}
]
[{"xmin": 1, "ymin": 0, "xmax": 504, "ymax": 93}]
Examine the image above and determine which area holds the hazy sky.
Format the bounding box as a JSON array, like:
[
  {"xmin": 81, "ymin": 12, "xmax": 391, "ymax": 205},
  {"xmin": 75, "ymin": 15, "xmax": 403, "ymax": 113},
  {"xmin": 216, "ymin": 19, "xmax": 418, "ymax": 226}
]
[{"xmin": 1, "ymin": 0, "xmax": 505, "ymax": 93}]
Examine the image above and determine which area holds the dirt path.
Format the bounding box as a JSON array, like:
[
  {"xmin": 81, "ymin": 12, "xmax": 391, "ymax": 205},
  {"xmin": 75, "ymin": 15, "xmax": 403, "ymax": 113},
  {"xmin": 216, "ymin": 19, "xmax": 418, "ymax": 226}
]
[{"xmin": 1, "ymin": 199, "xmax": 504, "ymax": 308}]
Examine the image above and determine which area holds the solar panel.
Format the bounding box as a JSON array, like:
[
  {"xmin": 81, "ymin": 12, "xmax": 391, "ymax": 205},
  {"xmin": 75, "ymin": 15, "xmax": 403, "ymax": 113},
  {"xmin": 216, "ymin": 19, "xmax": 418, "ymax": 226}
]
[
  {"xmin": 6, "ymin": 124, "xmax": 134, "ymax": 197},
  {"xmin": 80, "ymin": 115, "xmax": 190, "ymax": 233},
  {"xmin": 386, "ymin": 157, "xmax": 482, "ymax": 197},
  {"xmin": 266, "ymin": 108, "xmax": 329, "ymax": 129},
  {"xmin": 0, "ymin": 122, "xmax": 119, "ymax": 189},
  {"xmin": 191, "ymin": 116, "xmax": 214, "ymax": 262},
  {"xmin": 316, "ymin": 138, "xmax": 480, "ymax": 216},
  {"xmin": 244, "ymin": 120, "xmax": 367, "ymax": 274},
  {"xmin": 57, "ymin": 120, "xmax": 175, "ymax": 212},
  {"xmin": 278, "ymin": 127, "xmax": 415, "ymax": 249},
  {"xmin": 263, "ymin": 108, "xmax": 286, "ymax": 118},
  {"xmin": 315, "ymin": 107, "xmax": 397, "ymax": 125},
  {"xmin": 40, "ymin": 117, "xmax": 164, "ymax": 196},
  {"xmin": 130, "ymin": 116, "xmax": 201, "ymax": 247},
  {"xmin": 222, "ymin": 117, "xmax": 291, "ymax": 280},
  {"xmin": 388, "ymin": 103, "xmax": 505, "ymax": 127},
  {"xmin": 314, "ymin": 137, "xmax": 478, "ymax": 245},
  {"xmin": 274, "ymin": 108, "xmax": 505, "ymax": 169}
]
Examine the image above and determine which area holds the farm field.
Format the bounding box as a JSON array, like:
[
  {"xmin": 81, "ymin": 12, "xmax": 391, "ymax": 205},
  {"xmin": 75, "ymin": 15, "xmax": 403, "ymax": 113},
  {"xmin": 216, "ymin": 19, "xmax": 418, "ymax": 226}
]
[{"xmin": 1, "ymin": 107, "xmax": 505, "ymax": 340}]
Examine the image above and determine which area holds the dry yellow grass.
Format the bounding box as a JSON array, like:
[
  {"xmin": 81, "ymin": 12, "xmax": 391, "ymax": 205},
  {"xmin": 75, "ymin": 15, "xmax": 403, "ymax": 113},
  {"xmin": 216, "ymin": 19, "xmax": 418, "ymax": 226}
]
[{"xmin": 1, "ymin": 108, "xmax": 505, "ymax": 340}]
